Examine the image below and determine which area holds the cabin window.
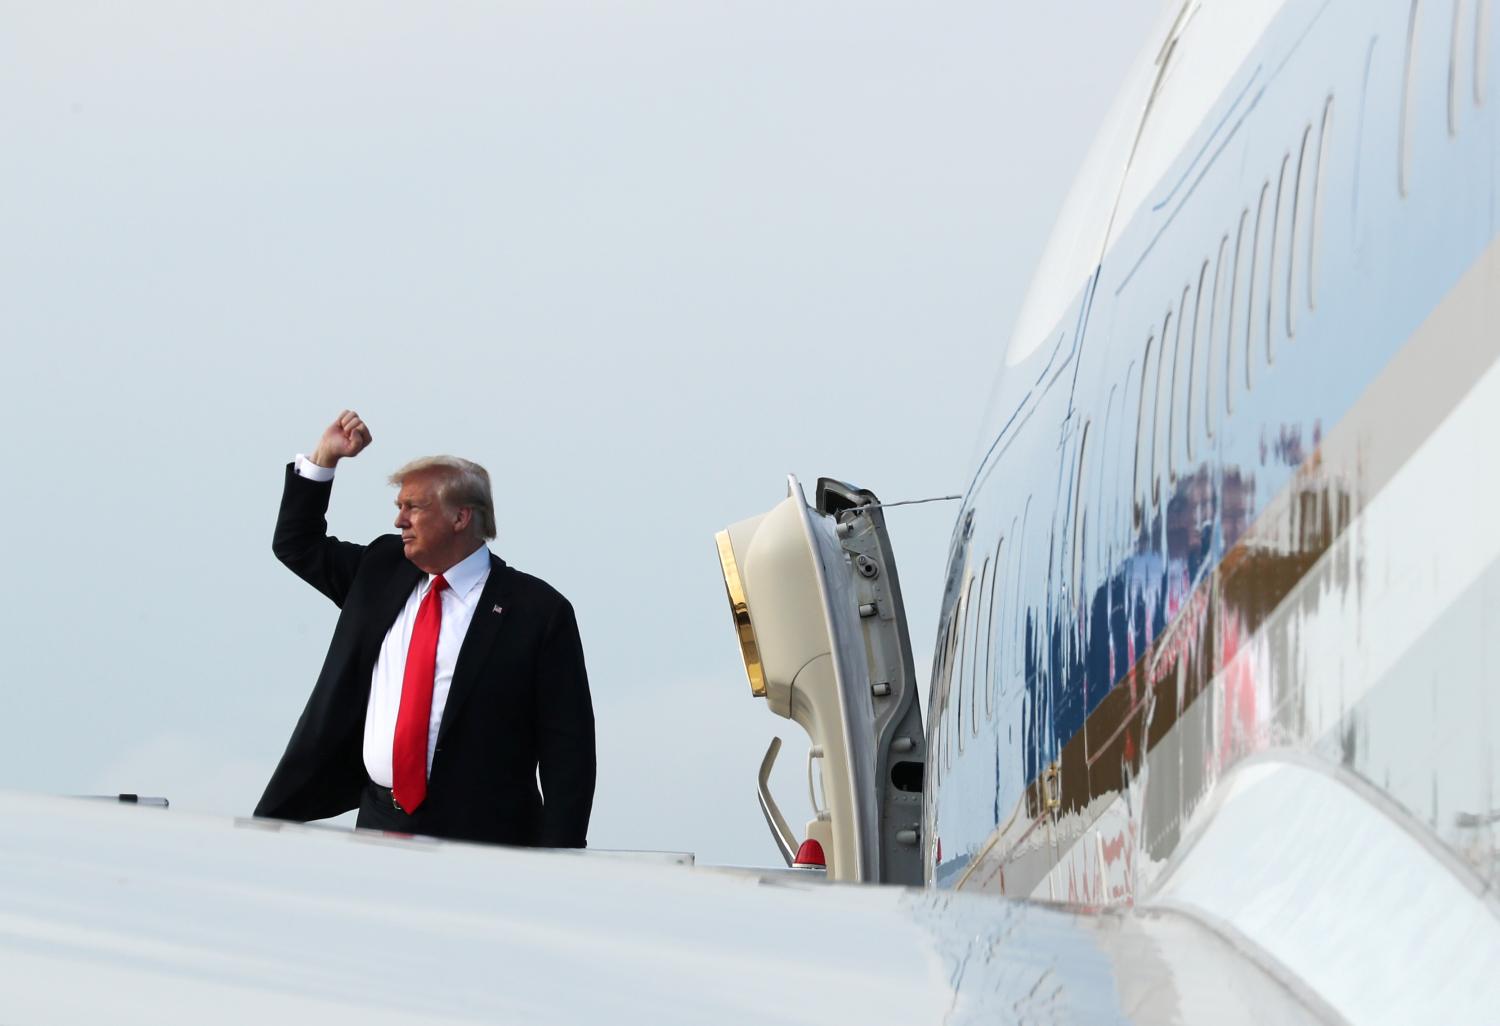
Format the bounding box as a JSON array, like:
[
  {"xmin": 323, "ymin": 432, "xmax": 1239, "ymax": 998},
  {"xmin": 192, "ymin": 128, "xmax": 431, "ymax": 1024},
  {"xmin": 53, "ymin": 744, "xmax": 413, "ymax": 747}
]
[
  {"xmin": 1071, "ymin": 421, "xmax": 1091, "ymax": 600},
  {"xmin": 1012, "ymin": 499, "xmax": 1031, "ymax": 677},
  {"xmin": 1187, "ymin": 260, "xmax": 1210, "ymax": 462},
  {"xmin": 986, "ymin": 535, "xmax": 1005, "ymax": 717},
  {"xmin": 932, "ymin": 718, "xmax": 943, "ymax": 783},
  {"xmin": 938, "ymin": 592, "xmax": 961, "ymax": 772},
  {"xmin": 1134, "ymin": 335, "xmax": 1156, "ymax": 526},
  {"xmin": 1268, "ymin": 156, "xmax": 1292, "ymax": 359},
  {"xmin": 1247, "ymin": 182, "xmax": 1271, "ymax": 386},
  {"xmin": 1289, "ymin": 129, "xmax": 1314, "ymax": 334},
  {"xmin": 1228, "ymin": 207, "xmax": 1252, "ymax": 405},
  {"xmin": 1205, "ymin": 238, "xmax": 1229, "ymax": 440},
  {"xmin": 1310, "ymin": 99, "xmax": 1334, "ymax": 309},
  {"xmin": 1477, "ymin": 0, "xmax": 1491, "ymax": 104},
  {"xmin": 1153, "ymin": 307, "xmax": 1176, "ymax": 505},
  {"xmin": 998, "ymin": 518, "xmax": 1019, "ymax": 701},
  {"xmin": 1171, "ymin": 284, "xmax": 1192, "ymax": 478},
  {"xmin": 929, "ymin": 620, "xmax": 947, "ymax": 715},
  {"xmin": 970, "ymin": 560, "xmax": 987, "ymax": 737},
  {"xmin": 1111, "ymin": 366, "xmax": 1136, "ymax": 567},
  {"xmin": 1401, "ymin": 0, "xmax": 1424, "ymax": 196},
  {"xmin": 1451, "ymin": 0, "xmax": 1468, "ymax": 135},
  {"xmin": 955, "ymin": 574, "xmax": 973, "ymax": 754},
  {"xmin": 955, "ymin": 571, "xmax": 971, "ymax": 745},
  {"xmin": 924, "ymin": 714, "xmax": 936, "ymax": 786},
  {"xmin": 1098, "ymin": 384, "xmax": 1119, "ymax": 578},
  {"xmin": 1272, "ymin": 152, "xmax": 1296, "ymax": 351},
  {"xmin": 940, "ymin": 598, "xmax": 960, "ymax": 695},
  {"xmin": 932, "ymin": 635, "xmax": 947, "ymax": 777}
]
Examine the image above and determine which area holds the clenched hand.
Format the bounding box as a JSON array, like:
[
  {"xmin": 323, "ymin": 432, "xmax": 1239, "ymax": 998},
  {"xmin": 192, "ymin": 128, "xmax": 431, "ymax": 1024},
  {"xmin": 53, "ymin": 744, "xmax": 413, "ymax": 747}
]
[{"xmin": 309, "ymin": 410, "xmax": 373, "ymax": 468}]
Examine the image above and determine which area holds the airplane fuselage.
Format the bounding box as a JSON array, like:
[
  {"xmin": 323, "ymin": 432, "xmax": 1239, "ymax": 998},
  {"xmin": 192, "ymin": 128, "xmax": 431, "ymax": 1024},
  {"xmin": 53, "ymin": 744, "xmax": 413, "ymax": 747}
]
[{"xmin": 926, "ymin": 0, "xmax": 1500, "ymax": 919}]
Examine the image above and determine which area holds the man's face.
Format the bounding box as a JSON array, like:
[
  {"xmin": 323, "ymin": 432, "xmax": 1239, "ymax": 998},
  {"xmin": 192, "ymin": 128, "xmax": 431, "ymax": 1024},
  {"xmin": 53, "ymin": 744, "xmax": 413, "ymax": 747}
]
[{"xmin": 394, "ymin": 471, "xmax": 459, "ymax": 572}]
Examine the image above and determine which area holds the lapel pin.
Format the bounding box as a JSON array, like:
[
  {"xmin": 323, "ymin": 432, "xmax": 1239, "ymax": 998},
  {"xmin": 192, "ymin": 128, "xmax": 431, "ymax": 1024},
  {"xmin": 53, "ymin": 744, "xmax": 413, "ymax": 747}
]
[{"xmin": 493, "ymin": 605, "xmax": 505, "ymax": 615}]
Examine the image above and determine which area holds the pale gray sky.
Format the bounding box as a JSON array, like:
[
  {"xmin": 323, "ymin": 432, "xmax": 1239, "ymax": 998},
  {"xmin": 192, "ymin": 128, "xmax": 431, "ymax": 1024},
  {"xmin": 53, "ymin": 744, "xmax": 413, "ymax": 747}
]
[{"xmin": 0, "ymin": 2, "xmax": 1162, "ymax": 866}]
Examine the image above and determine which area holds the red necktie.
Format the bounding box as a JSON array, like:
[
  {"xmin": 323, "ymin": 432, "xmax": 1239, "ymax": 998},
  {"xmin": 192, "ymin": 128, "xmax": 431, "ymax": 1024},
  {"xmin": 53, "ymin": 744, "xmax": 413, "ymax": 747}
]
[{"xmin": 392, "ymin": 574, "xmax": 447, "ymax": 813}]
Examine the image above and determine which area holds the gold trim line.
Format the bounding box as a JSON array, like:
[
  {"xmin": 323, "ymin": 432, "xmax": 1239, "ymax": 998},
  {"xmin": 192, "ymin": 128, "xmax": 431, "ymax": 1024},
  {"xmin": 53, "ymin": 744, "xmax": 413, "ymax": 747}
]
[{"xmin": 715, "ymin": 530, "xmax": 767, "ymax": 698}]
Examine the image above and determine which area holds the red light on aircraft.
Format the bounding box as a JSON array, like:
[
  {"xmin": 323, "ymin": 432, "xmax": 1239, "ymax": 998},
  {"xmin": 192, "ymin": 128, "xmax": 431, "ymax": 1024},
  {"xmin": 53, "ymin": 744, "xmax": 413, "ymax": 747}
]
[{"xmin": 792, "ymin": 839, "xmax": 825, "ymax": 869}]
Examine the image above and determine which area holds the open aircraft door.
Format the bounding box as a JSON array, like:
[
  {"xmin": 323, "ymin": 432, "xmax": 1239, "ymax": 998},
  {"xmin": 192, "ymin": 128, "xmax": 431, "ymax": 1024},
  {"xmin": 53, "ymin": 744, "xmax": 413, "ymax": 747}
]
[{"xmin": 715, "ymin": 477, "xmax": 926, "ymax": 885}]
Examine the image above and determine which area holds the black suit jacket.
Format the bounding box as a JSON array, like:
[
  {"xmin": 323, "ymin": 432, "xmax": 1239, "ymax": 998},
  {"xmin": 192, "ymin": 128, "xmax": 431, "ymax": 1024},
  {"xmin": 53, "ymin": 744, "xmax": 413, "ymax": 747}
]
[{"xmin": 255, "ymin": 464, "xmax": 596, "ymax": 847}]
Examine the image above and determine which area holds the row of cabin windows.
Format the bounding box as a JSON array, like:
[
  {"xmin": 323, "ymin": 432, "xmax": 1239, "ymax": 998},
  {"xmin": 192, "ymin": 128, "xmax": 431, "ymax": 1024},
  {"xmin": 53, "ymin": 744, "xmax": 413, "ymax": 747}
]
[
  {"xmin": 932, "ymin": 501, "xmax": 1031, "ymax": 778},
  {"xmin": 1065, "ymin": 92, "xmax": 1343, "ymax": 672},
  {"xmin": 1081, "ymin": 6, "xmax": 1481, "ymax": 599},
  {"xmin": 933, "ymin": 2, "xmax": 1492, "ymax": 785},
  {"xmin": 937, "ymin": 91, "xmax": 1340, "ymax": 778},
  {"xmin": 936, "ymin": 88, "xmax": 1338, "ymax": 775},
  {"xmin": 1060, "ymin": 8, "xmax": 1490, "ymax": 663},
  {"xmin": 1118, "ymin": 0, "xmax": 1486, "ymax": 541},
  {"xmin": 1405, "ymin": 0, "xmax": 1490, "ymax": 195},
  {"xmin": 1127, "ymin": 96, "xmax": 1336, "ymax": 530}
]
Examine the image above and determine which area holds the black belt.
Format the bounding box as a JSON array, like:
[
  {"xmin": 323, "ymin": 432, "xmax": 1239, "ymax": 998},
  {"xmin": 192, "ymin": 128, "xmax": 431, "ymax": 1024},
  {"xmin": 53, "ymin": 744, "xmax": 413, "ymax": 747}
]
[{"xmin": 367, "ymin": 782, "xmax": 411, "ymax": 814}]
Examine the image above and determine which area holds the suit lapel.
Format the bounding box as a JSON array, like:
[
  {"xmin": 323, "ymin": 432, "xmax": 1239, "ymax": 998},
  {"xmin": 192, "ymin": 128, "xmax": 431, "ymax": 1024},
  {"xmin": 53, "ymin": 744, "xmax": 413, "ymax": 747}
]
[
  {"xmin": 359, "ymin": 557, "xmax": 424, "ymax": 669},
  {"xmin": 437, "ymin": 554, "xmax": 511, "ymax": 748}
]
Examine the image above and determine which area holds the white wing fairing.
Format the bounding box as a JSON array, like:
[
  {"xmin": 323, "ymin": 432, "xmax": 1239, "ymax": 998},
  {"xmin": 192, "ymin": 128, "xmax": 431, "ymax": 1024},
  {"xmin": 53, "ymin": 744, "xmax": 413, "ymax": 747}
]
[{"xmin": 715, "ymin": 476, "xmax": 926, "ymax": 885}]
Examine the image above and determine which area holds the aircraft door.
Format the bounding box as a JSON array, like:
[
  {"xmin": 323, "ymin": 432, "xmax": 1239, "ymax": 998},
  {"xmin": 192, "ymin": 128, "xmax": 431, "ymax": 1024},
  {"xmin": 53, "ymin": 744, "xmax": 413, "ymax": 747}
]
[{"xmin": 714, "ymin": 476, "xmax": 926, "ymax": 885}]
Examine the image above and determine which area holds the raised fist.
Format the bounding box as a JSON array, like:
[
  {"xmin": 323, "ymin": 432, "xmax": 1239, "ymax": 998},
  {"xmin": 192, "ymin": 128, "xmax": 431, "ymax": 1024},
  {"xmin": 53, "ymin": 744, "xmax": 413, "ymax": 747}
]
[{"xmin": 309, "ymin": 410, "xmax": 373, "ymax": 467}]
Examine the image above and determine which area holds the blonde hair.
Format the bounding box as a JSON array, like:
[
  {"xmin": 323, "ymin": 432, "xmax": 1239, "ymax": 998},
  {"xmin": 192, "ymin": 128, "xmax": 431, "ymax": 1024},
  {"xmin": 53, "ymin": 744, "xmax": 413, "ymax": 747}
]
[{"xmin": 389, "ymin": 455, "xmax": 497, "ymax": 540}]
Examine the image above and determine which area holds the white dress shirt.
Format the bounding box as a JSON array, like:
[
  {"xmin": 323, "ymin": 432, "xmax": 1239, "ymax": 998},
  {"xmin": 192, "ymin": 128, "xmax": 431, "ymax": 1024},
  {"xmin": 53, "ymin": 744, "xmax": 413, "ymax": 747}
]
[{"xmin": 294, "ymin": 454, "xmax": 493, "ymax": 788}]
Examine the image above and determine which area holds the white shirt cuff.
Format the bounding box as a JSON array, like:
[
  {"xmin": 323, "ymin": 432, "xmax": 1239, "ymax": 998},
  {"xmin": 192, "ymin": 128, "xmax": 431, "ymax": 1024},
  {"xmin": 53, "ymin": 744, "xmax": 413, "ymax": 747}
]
[{"xmin": 294, "ymin": 454, "xmax": 337, "ymax": 482}]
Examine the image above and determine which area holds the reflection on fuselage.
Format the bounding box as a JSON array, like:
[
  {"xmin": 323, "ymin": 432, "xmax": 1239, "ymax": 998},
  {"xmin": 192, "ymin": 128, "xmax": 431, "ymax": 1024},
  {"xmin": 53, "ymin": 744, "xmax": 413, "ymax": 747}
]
[{"xmin": 926, "ymin": 0, "xmax": 1500, "ymax": 908}]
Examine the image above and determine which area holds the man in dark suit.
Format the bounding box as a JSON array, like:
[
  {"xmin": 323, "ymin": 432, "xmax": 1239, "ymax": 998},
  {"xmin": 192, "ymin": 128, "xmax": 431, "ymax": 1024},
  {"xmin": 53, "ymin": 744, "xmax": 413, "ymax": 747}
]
[{"xmin": 255, "ymin": 410, "xmax": 596, "ymax": 848}]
